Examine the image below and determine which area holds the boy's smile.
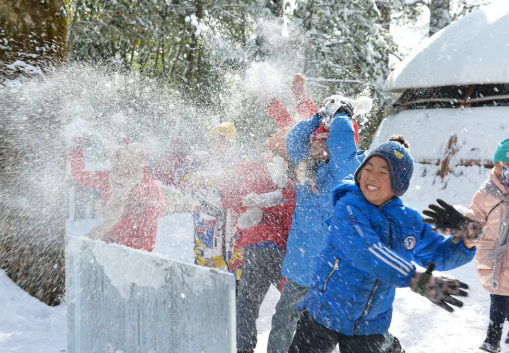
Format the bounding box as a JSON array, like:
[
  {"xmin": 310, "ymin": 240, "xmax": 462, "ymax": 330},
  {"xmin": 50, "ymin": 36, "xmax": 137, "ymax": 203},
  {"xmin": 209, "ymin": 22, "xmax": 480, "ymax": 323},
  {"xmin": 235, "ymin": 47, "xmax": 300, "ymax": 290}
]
[{"xmin": 359, "ymin": 156, "xmax": 396, "ymax": 206}]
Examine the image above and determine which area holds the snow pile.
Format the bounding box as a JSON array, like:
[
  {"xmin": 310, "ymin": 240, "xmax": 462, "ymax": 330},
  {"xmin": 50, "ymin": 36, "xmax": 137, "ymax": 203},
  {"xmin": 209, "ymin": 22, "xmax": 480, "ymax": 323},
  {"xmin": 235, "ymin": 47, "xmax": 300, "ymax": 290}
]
[
  {"xmin": 90, "ymin": 242, "xmax": 168, "ymax": 300},
  {"xmin": 386, "ymin": 1, "xmax": 509, "ymax": 91},
  {"xmin": 0, "ymin": 270, "xmax": 66, "ymax": 353},
  {"xmin": 404, "ymin": 163, "xmax": 491, "ymax": 212},
  {"xmin": 371, "ymin": 106, "xmax": 509, "ymax": 163},
  {"xmin": 5, "ymin": 60, "xmax": 43, "ymax": 76}
]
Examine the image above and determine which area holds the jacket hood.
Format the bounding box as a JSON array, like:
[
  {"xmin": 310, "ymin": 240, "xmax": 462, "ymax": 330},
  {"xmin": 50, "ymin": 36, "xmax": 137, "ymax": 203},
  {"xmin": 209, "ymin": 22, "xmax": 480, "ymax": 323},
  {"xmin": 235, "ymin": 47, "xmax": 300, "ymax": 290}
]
[{"xmin": 332, "ymin": 176, "xmax": 359, "ymax": 206}]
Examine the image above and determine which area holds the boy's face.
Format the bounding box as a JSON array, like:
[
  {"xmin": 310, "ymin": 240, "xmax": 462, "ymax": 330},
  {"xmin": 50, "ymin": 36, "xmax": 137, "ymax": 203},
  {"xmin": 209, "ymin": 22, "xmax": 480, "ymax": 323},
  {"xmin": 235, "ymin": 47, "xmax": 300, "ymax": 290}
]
[
  {"xmin": 359, "ymin": 156, "xmax": 396, "ymax": 206},
  {"xmin": 310, "ymin": 139, "xmax": 329, "ymax": 162}
]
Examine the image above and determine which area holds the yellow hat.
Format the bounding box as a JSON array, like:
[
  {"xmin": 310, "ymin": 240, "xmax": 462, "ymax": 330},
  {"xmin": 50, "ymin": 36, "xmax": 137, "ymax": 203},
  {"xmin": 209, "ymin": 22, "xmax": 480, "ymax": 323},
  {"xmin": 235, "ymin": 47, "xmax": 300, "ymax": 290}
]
[{"xmin": 210, "ymin": 122, "xmax": 237, "ymax": 141}]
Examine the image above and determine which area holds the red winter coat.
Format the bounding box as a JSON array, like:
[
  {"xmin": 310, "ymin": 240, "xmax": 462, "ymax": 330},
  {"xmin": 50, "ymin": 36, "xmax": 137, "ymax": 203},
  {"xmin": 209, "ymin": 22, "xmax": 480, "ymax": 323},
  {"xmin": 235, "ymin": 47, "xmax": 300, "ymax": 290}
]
[
  {"xmin": 70, "ymin": 149, "xmax": 167, "ymax": 252},
  {"xmin": 156, "ymin": 150, "xmax": 295, "ymax": 249},
  {"xmin": 220, "ymin": 157, "xmax": 297, "ymax": 250},
  {"xmin": 235, "ymin": 181, "xmax": 297, "ymax": 250},
  {"xmin": 154, "ymin": 151, "xmax": 187, "ymax": 187}
]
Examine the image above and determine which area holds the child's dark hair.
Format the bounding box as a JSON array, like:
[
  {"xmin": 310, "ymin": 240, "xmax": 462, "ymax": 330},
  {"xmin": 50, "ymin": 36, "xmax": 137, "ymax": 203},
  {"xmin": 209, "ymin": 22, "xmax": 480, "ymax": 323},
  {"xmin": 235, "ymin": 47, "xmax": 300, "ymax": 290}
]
[{"xmin": 388, "ymin": 135, "xmax": 410, "ymax": 149}]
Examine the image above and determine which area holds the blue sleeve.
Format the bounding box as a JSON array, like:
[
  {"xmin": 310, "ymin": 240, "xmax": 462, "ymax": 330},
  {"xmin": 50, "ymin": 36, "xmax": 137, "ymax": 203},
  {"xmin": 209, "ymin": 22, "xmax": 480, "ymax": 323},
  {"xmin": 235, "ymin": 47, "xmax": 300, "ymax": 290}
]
[
  {"xmin": 329, "ymin": 194, "xmax": 416, "ymax": 288},
  {"xmin": 286, "ymin": 115, "xmax": 321, "ymax": 165},
  {"xmin": 326, "ymin": 115, "xmax": 359, "ymax": 182},
  {"xmin": 413, "ymin": 222, "xmax": 476, "ymax": 271}
]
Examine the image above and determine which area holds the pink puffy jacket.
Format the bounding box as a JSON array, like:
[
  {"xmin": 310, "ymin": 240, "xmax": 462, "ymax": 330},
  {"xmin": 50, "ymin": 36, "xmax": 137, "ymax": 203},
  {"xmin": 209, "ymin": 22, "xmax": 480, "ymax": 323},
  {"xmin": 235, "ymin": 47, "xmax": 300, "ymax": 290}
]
[{"xmin": 465, "ymin": 170, "xmax": 509, "ymax": 295}]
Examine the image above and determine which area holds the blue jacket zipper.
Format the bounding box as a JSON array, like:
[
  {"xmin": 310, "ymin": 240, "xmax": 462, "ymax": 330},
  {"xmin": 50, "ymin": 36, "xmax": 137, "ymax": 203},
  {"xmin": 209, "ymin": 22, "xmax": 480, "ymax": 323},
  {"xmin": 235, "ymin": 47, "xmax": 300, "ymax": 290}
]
[
  {"xmin": 322, "ymin": 258, "xmax": 341, "ymax": 292},
  {"xmin": 354, "ymin": 201, "xmax": 393, "ymax": 335}
]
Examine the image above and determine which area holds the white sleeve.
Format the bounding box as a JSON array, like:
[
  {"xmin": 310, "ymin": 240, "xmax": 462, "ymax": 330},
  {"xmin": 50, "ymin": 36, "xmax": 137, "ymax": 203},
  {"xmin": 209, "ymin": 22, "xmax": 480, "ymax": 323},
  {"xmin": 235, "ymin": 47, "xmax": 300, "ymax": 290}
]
[
  {"xmin": 237, "ymin": 208, "xmax": 264, "ymax": 230},
  {"xmin": 242, "ymin": 190, "xmax": 288, "ymax": 208}
]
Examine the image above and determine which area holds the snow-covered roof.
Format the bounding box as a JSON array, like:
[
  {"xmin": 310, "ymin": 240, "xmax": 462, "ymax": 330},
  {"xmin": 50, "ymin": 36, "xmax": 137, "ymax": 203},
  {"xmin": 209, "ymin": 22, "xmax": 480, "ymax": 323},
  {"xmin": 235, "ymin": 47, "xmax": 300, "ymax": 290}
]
[
  {"xmin": 385, "ymin": 1, "xmax": 509, "ymax": 92},
  {"xmin": 370, "ymin": 106, "xmax": 509, "ymax": 162}
]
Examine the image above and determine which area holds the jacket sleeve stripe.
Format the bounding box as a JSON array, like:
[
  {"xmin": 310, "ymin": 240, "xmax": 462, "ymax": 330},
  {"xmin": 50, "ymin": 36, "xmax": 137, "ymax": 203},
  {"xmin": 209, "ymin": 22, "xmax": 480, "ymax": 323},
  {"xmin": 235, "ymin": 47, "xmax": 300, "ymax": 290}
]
[
  {"xmin": 368, "ymin": 247, "xmax": 410, "ymax": 276},
  {"xmin": 374, "ymin": 243, "xmax": 414, "ymax": 272}
]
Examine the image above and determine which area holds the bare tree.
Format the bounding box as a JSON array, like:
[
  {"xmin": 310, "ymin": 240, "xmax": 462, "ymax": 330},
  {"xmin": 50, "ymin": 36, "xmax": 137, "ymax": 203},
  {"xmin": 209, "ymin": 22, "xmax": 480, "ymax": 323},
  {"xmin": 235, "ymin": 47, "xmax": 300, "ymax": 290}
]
[
  {"xmin": 398, "ymin": 0, "xmax": 489, "ymax": 37},
  {"xmin": 184, "ymin": 0, "xmax": 204, "ymax": 88},
  {"xmin": 429, "ymin": 0, "xmax": 451, "ymax": 36},
  {"xmin": 376, "ymin": 0, "xmax": 392, "ymax": 31},
  {"xmin": 266, "ymin": 0, "xmax": 284, "ymax": 17}
]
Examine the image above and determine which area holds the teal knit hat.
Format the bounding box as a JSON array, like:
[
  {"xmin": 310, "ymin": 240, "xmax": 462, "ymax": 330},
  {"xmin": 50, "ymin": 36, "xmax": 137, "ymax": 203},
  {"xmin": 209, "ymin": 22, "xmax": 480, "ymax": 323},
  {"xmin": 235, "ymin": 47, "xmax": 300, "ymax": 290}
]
[{"xmin": 493, "ymin": 138, "xmax": 509, "ymax": 164}]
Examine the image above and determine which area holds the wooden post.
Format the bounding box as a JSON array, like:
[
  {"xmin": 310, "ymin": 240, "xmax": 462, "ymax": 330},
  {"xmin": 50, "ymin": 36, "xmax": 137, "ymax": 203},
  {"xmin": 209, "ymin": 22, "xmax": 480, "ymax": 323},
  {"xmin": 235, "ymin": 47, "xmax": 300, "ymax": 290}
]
[{"xmin": 439, "ymin": 134, "xmax": 458, "ymax": 188}]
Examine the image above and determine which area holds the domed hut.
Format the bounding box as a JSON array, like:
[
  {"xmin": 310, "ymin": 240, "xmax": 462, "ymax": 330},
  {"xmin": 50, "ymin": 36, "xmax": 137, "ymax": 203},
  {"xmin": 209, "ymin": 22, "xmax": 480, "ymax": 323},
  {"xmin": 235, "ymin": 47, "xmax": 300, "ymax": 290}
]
[{"xmin": 372, "ymin": 2, "xmax": 509, "ymax": 181}]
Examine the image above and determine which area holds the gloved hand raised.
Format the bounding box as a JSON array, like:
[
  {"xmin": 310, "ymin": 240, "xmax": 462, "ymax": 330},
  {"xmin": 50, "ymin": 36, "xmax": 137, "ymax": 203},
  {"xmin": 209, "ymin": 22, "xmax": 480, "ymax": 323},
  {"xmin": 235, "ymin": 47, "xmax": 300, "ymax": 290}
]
[
  {"xmin": 409, "ymin": 263, "xmax": 469, "ymax": 313},
  {"xmin": 317, "ymin": 98, "xmax": 354, "ymax": 122},
  {"xmin": 422, "ymin": 199, "xmax": 484, "ymax": 242}
]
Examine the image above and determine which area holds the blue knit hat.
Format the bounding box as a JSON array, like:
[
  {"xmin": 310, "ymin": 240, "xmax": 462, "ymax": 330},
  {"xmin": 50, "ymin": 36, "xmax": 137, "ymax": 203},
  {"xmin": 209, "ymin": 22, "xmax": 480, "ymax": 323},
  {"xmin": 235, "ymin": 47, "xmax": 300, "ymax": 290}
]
[
  {"xmin": 354, "ymin": 140, "xmax": 414, "ymax": 196},
  {"xmin": 493, "ymin": 138, "xmax": 509, "ymax": 164}
]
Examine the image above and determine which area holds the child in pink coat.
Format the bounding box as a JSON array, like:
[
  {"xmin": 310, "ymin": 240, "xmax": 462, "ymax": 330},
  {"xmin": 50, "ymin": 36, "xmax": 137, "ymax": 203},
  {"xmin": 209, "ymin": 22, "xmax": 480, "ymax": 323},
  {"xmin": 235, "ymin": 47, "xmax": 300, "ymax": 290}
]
[{"xmin": 423, "ymin": 138, "xmax": 509, "ymax": 353}]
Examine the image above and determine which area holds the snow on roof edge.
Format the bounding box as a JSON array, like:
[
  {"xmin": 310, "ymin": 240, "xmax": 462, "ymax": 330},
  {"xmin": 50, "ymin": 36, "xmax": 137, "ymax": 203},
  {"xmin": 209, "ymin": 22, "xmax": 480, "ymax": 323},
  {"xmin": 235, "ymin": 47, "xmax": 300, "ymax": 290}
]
[{"xmin": 385, "ymin": 1, "xmax": 509, "ymax": 92}]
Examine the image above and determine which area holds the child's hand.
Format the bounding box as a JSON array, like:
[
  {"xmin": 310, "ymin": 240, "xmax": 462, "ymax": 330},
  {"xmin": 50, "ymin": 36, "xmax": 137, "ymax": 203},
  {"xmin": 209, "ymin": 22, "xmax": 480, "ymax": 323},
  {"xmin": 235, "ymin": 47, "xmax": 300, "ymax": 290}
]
[
  {"xmin": 292, "ymin": 73, "xmax": 307, "ymax": 104},
  {"xmin": 446, "ymin": 221, "xmax": 484, "ymax": 243},
  {"xmin": 423, "ymin": 199, "xmax": 484, "ymax": 242},
  {"xmin": 242, "ymin": 193, "xmax": 262, "ymax": 207},
  {"xmin": 409, "ymin": 263, "xmax": 469, "ymax": 313},
  {"xmin": 237, "ymin": 208, "xmax": 263, "ymax": 230}
]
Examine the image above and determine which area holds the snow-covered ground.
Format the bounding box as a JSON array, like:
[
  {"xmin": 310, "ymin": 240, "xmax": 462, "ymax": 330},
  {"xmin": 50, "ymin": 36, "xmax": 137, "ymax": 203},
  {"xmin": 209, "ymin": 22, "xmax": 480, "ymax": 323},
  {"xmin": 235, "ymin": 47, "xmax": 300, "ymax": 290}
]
[
  {"xmin": 1, "ymin": 164, "xmax": 508, "ymax": 353},
  {"xmin": 0, "ymin": 271, "xmax": 66, "ymax": 353}
]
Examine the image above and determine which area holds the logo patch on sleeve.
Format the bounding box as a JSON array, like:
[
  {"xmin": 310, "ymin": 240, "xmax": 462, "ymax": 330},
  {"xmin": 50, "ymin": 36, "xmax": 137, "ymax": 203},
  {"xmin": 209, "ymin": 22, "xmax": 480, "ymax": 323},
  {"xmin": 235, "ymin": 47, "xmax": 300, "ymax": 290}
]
[{"xmin": 403, "ymin": 235, "xmax": 417, "ymax": 250}]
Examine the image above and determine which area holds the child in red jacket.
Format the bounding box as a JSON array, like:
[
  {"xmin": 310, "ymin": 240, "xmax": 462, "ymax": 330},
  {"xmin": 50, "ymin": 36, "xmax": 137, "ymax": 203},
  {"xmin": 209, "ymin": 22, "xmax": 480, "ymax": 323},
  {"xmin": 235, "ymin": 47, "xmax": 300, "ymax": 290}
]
[
  {"xmin": 235, "ymin": 93, "xmax": 298, "ymax": 353},
  {"xmin": 153, "ymin": 123, "xmax": 275, "ymax": 281},
  {"xmin": 70, "ymin": 142, "xmax": 167, "ymax": 252}
]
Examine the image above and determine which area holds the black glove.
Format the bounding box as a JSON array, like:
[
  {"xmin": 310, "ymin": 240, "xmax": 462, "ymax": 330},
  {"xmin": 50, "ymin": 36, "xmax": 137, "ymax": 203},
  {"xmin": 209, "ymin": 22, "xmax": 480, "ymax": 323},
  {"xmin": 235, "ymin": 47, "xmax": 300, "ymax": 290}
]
[
  {"xmin": 335, "ymin": 100, "xmax": 354, "ymax": 118},
  {"xmin": 422, "ymin": 199, "xmax": 470, "ymax": 230},
  {"xmin": 317, "ymin": 99, "xmax": 354, "ymax": 121},
  {"xmin": 410, "ymin": 263, "xmax": 469, "ymax": 313},
  {"xmin": 423, "ymin": 199, "xmax": 483, "ymax": 241}
]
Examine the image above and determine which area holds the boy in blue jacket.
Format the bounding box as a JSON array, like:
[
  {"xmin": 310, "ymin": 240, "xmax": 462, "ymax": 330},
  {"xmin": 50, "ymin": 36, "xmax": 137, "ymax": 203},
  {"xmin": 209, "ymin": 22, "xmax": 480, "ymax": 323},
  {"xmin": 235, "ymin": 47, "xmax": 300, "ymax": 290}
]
[
  {"xmin": 288, "ymin": 136, "xmax": 477, "ymax": 353},
  {"xmin": 266, "ymin": 98, "xmax": 366, "ymax": 353}
]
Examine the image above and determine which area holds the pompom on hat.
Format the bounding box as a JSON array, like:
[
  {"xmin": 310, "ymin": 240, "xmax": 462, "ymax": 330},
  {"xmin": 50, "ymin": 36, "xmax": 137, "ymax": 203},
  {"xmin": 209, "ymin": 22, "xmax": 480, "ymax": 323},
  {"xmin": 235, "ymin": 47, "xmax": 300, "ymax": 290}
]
[{"xmin": 354, "ymin": 136, "xmax": 414, "ymax": 196}]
